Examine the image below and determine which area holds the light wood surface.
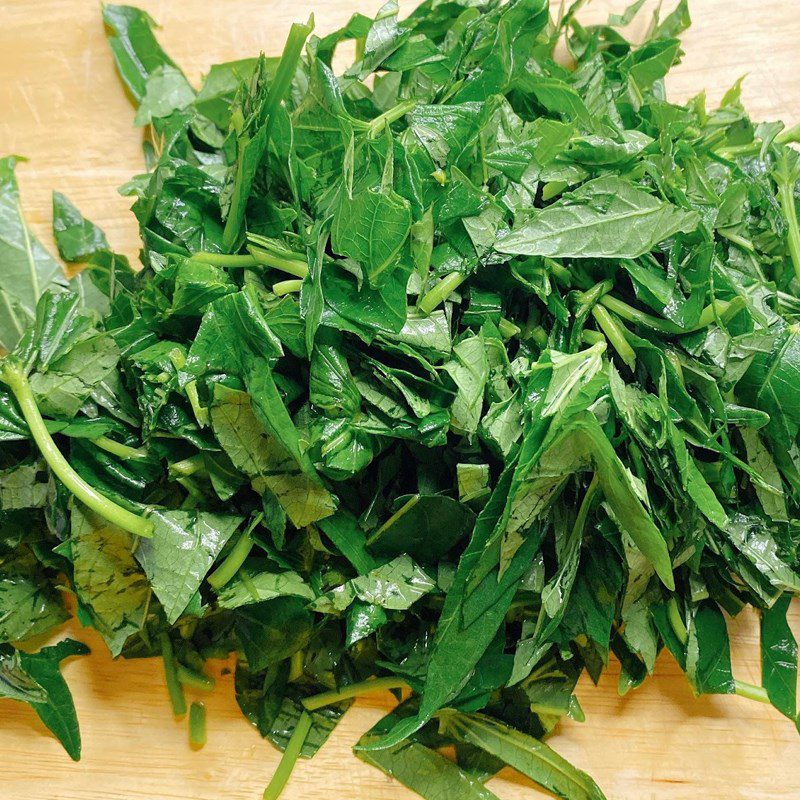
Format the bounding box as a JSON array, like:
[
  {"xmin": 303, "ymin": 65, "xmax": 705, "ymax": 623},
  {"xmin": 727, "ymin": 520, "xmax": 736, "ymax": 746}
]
[{"xmin": 1, "ymin": 1, "xmax": 799, "ymax": 798}]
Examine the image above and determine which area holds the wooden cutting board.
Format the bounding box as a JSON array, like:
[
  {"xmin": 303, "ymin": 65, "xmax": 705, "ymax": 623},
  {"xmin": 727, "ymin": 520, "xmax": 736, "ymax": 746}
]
[{"xmin": 0, "ymin": 1, "xmax": 798, "ymax": 798}]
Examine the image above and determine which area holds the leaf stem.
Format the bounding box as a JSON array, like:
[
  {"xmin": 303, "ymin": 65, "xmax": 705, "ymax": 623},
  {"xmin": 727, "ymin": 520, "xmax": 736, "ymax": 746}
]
[
  {"xmin": 190, "ymin": 252, "xmax": 260, "ymax": 268},
  {"xmin": 0, "ymin": 361, "xmax": 154, "ymax": 538},
  {"xmin": 189, "ymin": 701, "xmax": 207, "ymax": 749},
  {"xmin": 91, "ymin": 435, "xmax": 149, "ymax": 461},
  {"xmin": 599, "ymin": 295, "xmax": 741, "ymax": 335},
  {"xmin": 302, "ymin": 676, "xmax": 409, "ymax": 711},
  {"xmin": 159, "ymin": 633, "xmax": 186, "ymax": 717},
  {"xmin": 734, "ymin": 680, "xmax": 770, "ymax": 704},
  {"xmin": 177, "ymin": 663, "xmax": 216, "ymax": 692},
  {"xmin": 366, "ymin": 99, "xmax": 417, "ymax": 138},
  {"xmin": 777, "ymin": 173, "xmax": 800, "ymax": 283},
  {"xmin": 207, "ymin": 518, "xmax": 260, "ymax": 590},
  {"xmin": 591, "ymin": 305, "xmax": 636, "ymax": 370},
  {"xmin": 262, "ymin": 711, "xmax": 312, "ymax": 800},
  {"xmin": 273, "ymin": 279, "xmax": 303, "ymax": 296},
  {"xmin": 418, "ymin": 271, "xmax": 467, "ymax": 314},
  {"xmin": 250, "ymin": 248, "xmax": 310, "ymax": 279},
  {"xmin": 667, "ymin": 598, "xmax": 688, "ymax": 645},
  {"xmin": 170, "ymin": 454, "xmax": 206, "ymax": 479}
]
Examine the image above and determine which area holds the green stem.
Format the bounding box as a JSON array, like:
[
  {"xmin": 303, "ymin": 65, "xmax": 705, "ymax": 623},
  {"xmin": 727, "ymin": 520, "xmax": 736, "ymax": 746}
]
[
  {"xmin": 591, "ymin": 305, "xmax": 636, "ymax": 370},
  {"xmin": 177, "ymin": 664, "xmax": 216, "ymax": 692},
  {"xmin": 777, "ymin": 121, "xmax": 800, "ymax": 145},
  {"xmin": 542, "ymin": 180, "xmax": 569, "ymax": 201},
  {"xmin": 529, "ymin": 325, "xmax": 549, "ymax": 349},
  {"xmin": 720, "ymin": 123, "xmax": 800, "ymax": 158},
  {"xmin": 497, "ymin": 317, "xmax": 520, "ymax": 340},
  {"xmin": 91, "ymin": 435, "xmax": 149, "ymax": 461},
  {"xmin": 667, "ymin": 598, "xmax": 688, "ymax": 645},
  {"xmin": 207, "ymin": 511, "xmax": 264, "ymax": 598},
  {"xmin": 273, "ymin": 279, "xmax": 303, "ymax": 296},
  {"xmin": 581, "ymin": 329, "xmax": 605, "ymax": 346},
  {"xmin": 159, "ymin": 633, "xmax": 186, "ymax": 717},
  {"xmin": 734, "ymin": 680, "xmax": 770, "ymax": 704},
  {"xmin": 189, "ymin": 701, "xmax": 207, "ymax": 749},
  {"xmin": 190, "ymin": 252, "xmax": 259, "ymax": 268},
  {"xmin": 696, "ymin": 296, "xmax": 745, "ymax": 328},
  {"xmin": 0, "ymin": 363, "xmax": 153, "ymax": 538},
  {"xmin": 207, "ymin": 525, "xmax": 257, "ymax": 590},
  {"xmin": 170, "ymin": 454, "xmax": 206, "ymax": 479},
  {"xmin": 366, "ymin": 99, "xmax": 417, "ymax": 138},
  {"xmin": 778, "ymin": 177, "xmax": 800, "ymax": 283},
  {"xmin": 289, "ymin": 650, "xmax": 305, "ymax": 682},
  {"xmin": 262, "ymin": 711, "xmax": 312, "ymax": 800},
  {"xmin": 600, "ymin": 295, "xmax": 740, "ymax": 335},
  {"xmin": 301, "ymin": 677, "xmax": 408, "ymax": 712},
  {"xmin": 717, "ymin": 229, "xmax": 755, "ymax": 253},
  {"xmin": 573, "ymin": 474, "xmax": 599, "ymax": 538},
  {"xmin": 418, "ymin": 271, "xmax": 466, "ymax": 315},
  {"xmin": 250, "ymin": 248, "xmax": 309, "ymax": 278}
]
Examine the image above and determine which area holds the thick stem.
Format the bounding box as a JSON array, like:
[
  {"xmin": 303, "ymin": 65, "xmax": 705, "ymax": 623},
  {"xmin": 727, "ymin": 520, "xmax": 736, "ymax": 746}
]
[
  {"xmin": 591, "ymin": 305, "xmax": 636, "ymax": 370},
  {"xmin": 190, "ymin": 252, "xmax": 259, "ymax": 268},
  {"xmin": 177, "ymin": 664, "xmax": 216, "ymax": 692},
  {"xmin": 498, "ymin": 317, "xmax": 520, "ymax": 340},
  {"xmin": 262, "ymin": 711, "xmax": 312, "ymax": 800},
  {"xmin": 189, "ymin": 702, "xmax": 207, "ymax": 749},
  {"xmin": 418, "ymin": 271, "xmax": 467, "ymax": 315},
  {"xmin": 717, "ymin": 229, "xmax": 755, "ymax": 253},
  {"xmin": 207, "ymin": 529, "xmax": 256, "ymax": 589},
  {"xmin": 273, "ymin": 279, "xmax": 303, "ymax": 296},
  {"xmin": 250, "ymin": 249, "xmax": 309, "ymax": 278},
  {"xmin": 159, "ymin": 633, "xmax": 186, "ymax": 717},
  {"xmin": 1, "ymin": 363, "xmax": 153, "ymax": 538},
  {"xmin": 91, "ymin": 435, "xmax": 149, "ymax": 461},
  {"xmin": 301, "ymin": 677, "xmax": 409, "ymax": 712},
  {"xmin": 600, "ymin": 295, "xmax": 740, "ymax": 335},
  {"xmin": 367, "ymin": 99, "xmax": 417, "ymax": 138}
]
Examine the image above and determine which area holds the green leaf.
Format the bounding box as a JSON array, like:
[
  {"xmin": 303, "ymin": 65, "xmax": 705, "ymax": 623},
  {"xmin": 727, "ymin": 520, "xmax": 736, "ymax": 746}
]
[
  {"xmin": 331, "ymin": 182, "xmax": 412, "ymax": 287},
  {"xmin": 313, "ymin": 555, "xmax": 435, "ymax": 613},
  {"xmin": 0, "ymin": 156, "xmax": 68, "ymax": 351},
  {"xmin": 498, "ymin": 177, "xmax": 699, "ymax": 259},
  {"xmin": 738, "ymin": 324, "xmax": 800, "ymax": 449},
  {"xmin": 69, "ymin": 503, "xmax": 150, "ymax": 656},
  {"xmin": 210, "ymin": 384, "xmax": 337, "ymax": 528},
  {"xmin": 135, "ymin": 509, "xmax": 244, "ymax": 623},
  {"xmin": 0, "ymin": 553, "xmax": 68, "ymax": 644},
  {"xmin": 215, "ymin": 565, "xmax": 314, "ymax": 609},
  {"xmin": 686, "ymin": 602, "xmax": 734, "ymax": 696},
  {"xmin": 366, "ymin": 494, "xmax": 475, "ymax": 562},
  {"xmin": 194, "ymin": 58, "xmax": 259, "ymax": 129},
  {"xmin": 439, "ymin": 710, "xmax": 606, "ymax": 800},
  {"xmin": 760, "ymin": 595, "xmax": 797, "ymax": 721},
  {"xmin": 133, "ymin": 66, "xmax": 195, "ymax": 126},
  {"xmin": 357, "ymin": 708, "xmax": 501, "ymax": 800},
  {"xmin": 103, "ymin": 4, "xmax": 183, "ymax": 104},
  {"xmin": 52, "ymin": 192, "xmax": 109, "ymax": 263},
  {"xmin": 29, "ymin": 331, "xmax": 120, "ymax": 418},
  {"xmin": 16, "ymin": 639, "xmax": 90, "ymax": 760},
  {"xmin": 443, "ymin": 334, "xmax": 489, "ymax": 436},
  {"xmin": 235, "ymin": 597, "xmax": 312, "ymax": 672}
]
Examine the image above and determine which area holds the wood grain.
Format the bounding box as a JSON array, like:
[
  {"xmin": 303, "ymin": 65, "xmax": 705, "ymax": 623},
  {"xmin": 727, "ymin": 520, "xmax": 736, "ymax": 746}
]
[{"xmin": 1, "ymin": 1, "xmax": 799, "ymax": 798}]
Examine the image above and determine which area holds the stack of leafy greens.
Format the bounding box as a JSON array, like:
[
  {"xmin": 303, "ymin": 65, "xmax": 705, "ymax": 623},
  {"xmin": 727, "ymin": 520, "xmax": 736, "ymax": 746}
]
[{"xmin": 1, "ymin": 0, "xmax": 799, "ymax": 796}]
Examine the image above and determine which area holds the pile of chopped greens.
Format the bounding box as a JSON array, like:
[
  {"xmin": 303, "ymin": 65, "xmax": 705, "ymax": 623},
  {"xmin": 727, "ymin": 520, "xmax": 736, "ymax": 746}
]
[{"xmin": 2, "ymin": 0, "xmax": 800, "ymax": 796}]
